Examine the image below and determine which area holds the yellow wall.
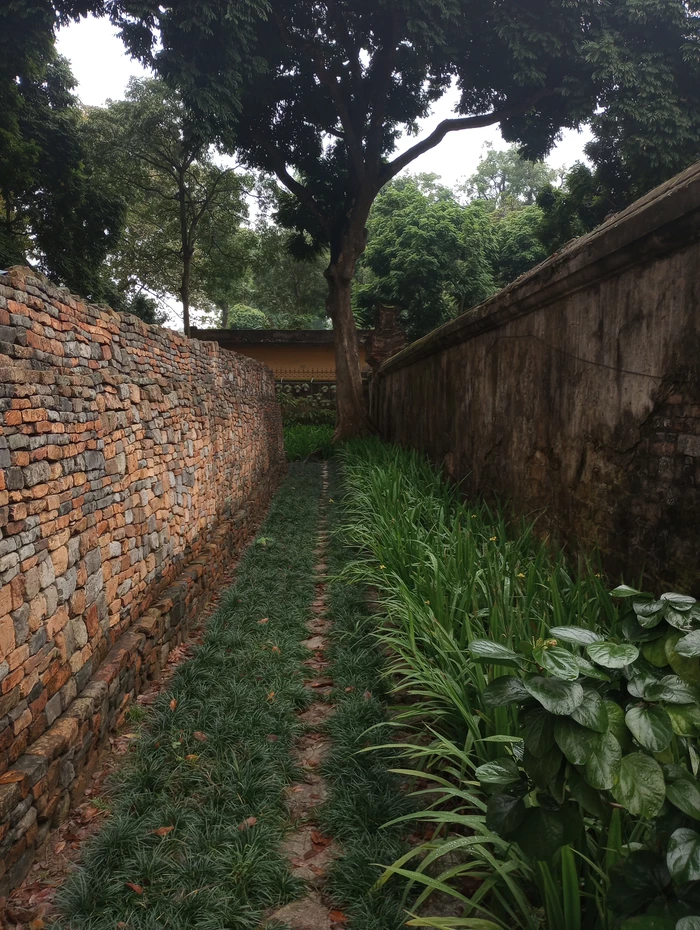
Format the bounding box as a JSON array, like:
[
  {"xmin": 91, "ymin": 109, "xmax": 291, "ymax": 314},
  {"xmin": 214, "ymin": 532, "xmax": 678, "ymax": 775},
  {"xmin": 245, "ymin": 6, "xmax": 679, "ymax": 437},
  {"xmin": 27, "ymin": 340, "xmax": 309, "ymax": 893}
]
[{"xmin": 225, "ymin": 342, "xmax": 367, "ymax": 381}]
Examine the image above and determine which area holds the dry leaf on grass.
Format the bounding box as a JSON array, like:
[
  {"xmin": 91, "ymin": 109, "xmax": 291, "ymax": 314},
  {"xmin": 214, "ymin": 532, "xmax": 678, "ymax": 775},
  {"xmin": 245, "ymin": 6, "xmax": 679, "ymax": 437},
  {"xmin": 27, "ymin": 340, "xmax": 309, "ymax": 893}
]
[
  {"xmin": 193, "ymin": 731, "xmax": 207, "ymax": 742},
  {"xmin": 329, "ymin": 911, "xmax": 349, "ymax": 924},
  {"xmin": 125, "ymin": 883, "xmax": 143, "ymax": 895},
  {"xmin": 151, "ymin": 826, "xmax": 174, "ymax": 837},
  {"xmin": 238, "ymin": 816, "xmax": 257, "ymax": 831},
  {"xmin": 169, "ymin": 699, "xmax": 177, "ymax": 711}
]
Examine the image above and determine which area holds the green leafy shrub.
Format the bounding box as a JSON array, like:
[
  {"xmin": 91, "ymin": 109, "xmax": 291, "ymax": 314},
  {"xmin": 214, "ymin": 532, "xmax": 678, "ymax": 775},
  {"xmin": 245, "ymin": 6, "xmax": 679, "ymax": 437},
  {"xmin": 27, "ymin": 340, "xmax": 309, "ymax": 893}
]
[{"xmin": 471, "ymin": 585, "xmax": 700, "ymax": 926}]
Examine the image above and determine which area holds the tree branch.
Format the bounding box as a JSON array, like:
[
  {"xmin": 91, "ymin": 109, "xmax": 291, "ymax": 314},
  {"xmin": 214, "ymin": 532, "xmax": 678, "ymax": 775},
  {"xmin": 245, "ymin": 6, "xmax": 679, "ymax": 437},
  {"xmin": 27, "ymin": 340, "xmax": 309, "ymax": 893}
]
[
  {"xmin": 380, "ymin": 91, "xmax": 553, "ymax": 184},
  {"xmin": 271, "ymin": 10, "xmax": 365, "ymax": 180},
  {"xmin": 251, "ymin": 132, "xmax": 331, "ymax": 234}
]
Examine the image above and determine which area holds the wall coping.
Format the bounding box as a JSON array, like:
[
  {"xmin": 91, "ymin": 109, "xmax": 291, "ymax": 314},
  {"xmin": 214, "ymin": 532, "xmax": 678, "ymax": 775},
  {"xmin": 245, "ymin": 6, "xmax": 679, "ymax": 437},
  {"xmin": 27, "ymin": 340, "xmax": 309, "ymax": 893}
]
[
  {"xmin": 376, "ymin": 158, "xmax": 700, "ymax": 376},
  {"xmin": 191, "ymin": 328, "xmax": 372, "ymax": 346}
]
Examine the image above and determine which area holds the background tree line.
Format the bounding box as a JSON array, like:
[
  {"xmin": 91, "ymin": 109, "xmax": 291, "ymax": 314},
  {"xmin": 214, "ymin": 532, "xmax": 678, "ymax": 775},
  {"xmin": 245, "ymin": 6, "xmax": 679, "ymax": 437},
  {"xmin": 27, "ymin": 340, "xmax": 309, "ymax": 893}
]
[
  {"xmin": 1, "ymin": 45, "xmax": 683, "ymax": 343},
  {"xmin": 3, "ymin": 1, "xmax": 700, "ymax": 363}
]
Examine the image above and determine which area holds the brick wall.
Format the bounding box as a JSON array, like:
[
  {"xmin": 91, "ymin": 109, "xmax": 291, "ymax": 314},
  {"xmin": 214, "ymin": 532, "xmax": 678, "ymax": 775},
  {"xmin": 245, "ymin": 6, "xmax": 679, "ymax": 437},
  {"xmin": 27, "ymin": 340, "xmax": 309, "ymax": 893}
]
[
  {"xmin": 0, "ymin": 267, "xmax": 285, "ymax": 892},
  {"xmin": 372, "ymin": 161, "xmax": 700, "ymax": 592}
]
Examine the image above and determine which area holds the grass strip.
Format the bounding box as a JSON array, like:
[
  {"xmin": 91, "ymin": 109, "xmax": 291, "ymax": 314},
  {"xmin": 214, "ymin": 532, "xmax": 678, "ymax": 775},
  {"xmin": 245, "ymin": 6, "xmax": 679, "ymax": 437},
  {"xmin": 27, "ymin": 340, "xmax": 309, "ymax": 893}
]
[
  {"xmin": 56, "ymin": 463, "xmax": 322, "ymax": 930},
  {"xmin": 317, "ymin": 461, "xmax": 414, "ymax": 930},
  {"xmin": 284, "ymin": 423, "xmax": 334, "ymax": 461}
]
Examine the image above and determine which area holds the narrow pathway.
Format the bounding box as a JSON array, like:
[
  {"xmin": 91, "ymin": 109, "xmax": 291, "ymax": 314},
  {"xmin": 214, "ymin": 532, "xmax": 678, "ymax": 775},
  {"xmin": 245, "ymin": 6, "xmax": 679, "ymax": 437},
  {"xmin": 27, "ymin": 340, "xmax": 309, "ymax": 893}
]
[{"xmin": 269, "ymin": 462, "xmax": 344, "ymax": 930}]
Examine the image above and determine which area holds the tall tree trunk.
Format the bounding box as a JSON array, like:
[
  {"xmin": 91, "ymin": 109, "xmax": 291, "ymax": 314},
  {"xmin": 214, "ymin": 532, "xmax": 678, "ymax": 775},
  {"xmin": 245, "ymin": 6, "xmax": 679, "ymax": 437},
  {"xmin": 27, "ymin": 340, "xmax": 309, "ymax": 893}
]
[
  {"xmin": 220, "ymin": 299, "xmax": 230, "ymax": 329},
  {"xmin": 325, "ymin": 205, "xmax": 376, "ymax": 440},
  {"xmin": 181, "ymin": 254, "xmax": 191, "ymax": 337}
]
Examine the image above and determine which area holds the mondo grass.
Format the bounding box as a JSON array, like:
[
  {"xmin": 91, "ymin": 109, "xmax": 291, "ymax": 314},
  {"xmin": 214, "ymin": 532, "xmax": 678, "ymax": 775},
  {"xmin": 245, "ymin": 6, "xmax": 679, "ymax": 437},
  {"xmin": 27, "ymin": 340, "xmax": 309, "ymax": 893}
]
[
  {"xmin": 284, "ymin": 423, "xmax": 335, "ymax": 461},
  {"xmin": 317, "ymin": 462, "xmax": 414, "ymax": 930},
  {"xmin": 56, "ymin": 464, "xmax": 323, "ymax": 930}
]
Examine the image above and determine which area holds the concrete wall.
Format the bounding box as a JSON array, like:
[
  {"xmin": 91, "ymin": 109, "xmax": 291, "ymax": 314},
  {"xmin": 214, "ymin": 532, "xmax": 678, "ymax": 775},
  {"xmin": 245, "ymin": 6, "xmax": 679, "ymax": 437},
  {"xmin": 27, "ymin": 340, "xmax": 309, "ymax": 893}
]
[
  {"xmin": 0, "ymin": 268, "xmax": 285, "ymax": 891},
  {"xmin": 372, "ymin": 162, "xmax": 700, "ymax": 591}
]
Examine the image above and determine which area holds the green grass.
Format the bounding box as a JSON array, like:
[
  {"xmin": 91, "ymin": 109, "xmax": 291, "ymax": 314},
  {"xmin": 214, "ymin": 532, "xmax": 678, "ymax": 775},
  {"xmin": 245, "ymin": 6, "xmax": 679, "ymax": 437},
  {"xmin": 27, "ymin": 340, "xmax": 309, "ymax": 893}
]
[
  {"xmin": 334, "ymin": 439, "xmax": 624, "ymax": 929},
  {"xmin": 284, "ymin": 423, "xmax": 335, "ymax": 461},
  {"xmin": 318, "ymin": 462, "xmax": 414, "ymax": 930},
  {"xmin": 56, "ymin": 464, "xmax": 323, "ymax": 930}
]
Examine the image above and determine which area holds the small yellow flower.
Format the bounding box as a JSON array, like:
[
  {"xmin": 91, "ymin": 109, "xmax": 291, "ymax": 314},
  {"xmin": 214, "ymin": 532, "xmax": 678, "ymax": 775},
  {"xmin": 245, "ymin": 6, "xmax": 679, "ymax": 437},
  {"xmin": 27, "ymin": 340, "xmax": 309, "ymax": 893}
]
[
  {"xmin": 425, "ymin": 600, "xmax": 430, "ymax": 605},
  {"xmin": 379, "ymin": 564, "xmax": 386, "ymax": 570},
  {"xmin": 490, "ymin": 536, "xmax": 497, "ymax": 542},
  {"xmin": 517, "ymin": 572, "xmax": 525, "ymax": 578},
  {"xmin": 471, "ymin": 514, "xmax": 477, "ymax": 518}
]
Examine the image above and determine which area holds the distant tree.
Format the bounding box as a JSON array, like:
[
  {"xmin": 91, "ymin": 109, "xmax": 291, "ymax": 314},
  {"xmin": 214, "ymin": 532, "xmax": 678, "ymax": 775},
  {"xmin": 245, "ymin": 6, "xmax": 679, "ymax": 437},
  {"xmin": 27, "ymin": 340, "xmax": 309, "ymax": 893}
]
[
  {"xmin": 226, "ymin": 304, "xmax": 270, "ymax": 329},
  {"xmin": 355, "ymin": 179, "xmax": 495, "ymax": 338},
  {"xmin": 85, "ymin": 78, "xmax": 249, "ymax": 334},
  {"xmin": 463, "ymin": 143, "xmax": 560, "ymax": 209},
  {"xmin": 491, "ymin": 205, "xmax": 549, "ymax": 287},
  {"xmin": 536, "ymin": 159, "xmax": 638, "ymax": 253},
  {"xmin": 0, "ymin": 31, "xmax": 123, "ymax": 296},
  {"xmin": 231, "ymin": 225, "xmax": 330, "ymax": 329}
]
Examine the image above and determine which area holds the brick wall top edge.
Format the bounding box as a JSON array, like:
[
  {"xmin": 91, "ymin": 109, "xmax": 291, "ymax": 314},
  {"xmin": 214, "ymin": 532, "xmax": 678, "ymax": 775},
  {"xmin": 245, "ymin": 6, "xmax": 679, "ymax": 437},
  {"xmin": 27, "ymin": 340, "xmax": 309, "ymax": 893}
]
[
  {"xmin": 377, "ymin": 158, "xmax": 700, "ymax": 375},
  {"xmin": 0, "ymin": 266, "xmax": 275, "ymax": 386}
]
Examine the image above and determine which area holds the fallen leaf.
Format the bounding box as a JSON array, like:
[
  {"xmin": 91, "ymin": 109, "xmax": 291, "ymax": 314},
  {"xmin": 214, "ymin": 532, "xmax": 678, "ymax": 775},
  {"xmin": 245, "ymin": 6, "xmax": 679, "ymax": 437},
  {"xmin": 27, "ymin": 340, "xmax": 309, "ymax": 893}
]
[
  {"xmin": 151, "ymin": 826, "xmax": 174, "ymax": 837},
  {"xmin": 193, "ymin": 731, "xmax": 207, "ymax": 742},
  {"xmin": 185, "ymin": 754, "xmax": 199, "ymax": 762},
  {"xmin": 29, "ymin": 920, "xmax": 46, "ymax": 930},
  {"xmin": 125, "ymin": 882, "xmax": 143, "ymax": 895},
  {"xmin": 344, "ymin": 686, "xmax": 355, "ymax": 693},
  {"xmin": 258, "ymin": 617, "xmax": 269, "ymax": 624},
  {"xmin": 271, "ymin": 645, "xmax": 281, "ymax": 654},
  {"xmin": 329, "ymin": 911, "xmax": 349, "ymax": 924},
  {"xmin": 169, "ymin": 699, "xmax": 177, "ymax": 711},
  {"xmin": 267, "ymin": 691, "xmax": 276, "ymax": 701},
  {"xmin": 266, "ymin": 734, "xmax": 279, "ymax": 742},
  {"xmin": 55, "ymin": 841, "xmax": 66, "ymax": 854},
  {"xmin": 307, "ymin": 677, "xmax": 333, "ymax": 688},
  {"xmin": 311, "ymin": 830, "xmax": 332, "ymax": 847},
  {"xmin": 364, "ymin": 690, "xmax": 372, "ymax": 700},
  {"xmin": 238, "ymin": 816, "xmax": 257, "ymax": 831}
]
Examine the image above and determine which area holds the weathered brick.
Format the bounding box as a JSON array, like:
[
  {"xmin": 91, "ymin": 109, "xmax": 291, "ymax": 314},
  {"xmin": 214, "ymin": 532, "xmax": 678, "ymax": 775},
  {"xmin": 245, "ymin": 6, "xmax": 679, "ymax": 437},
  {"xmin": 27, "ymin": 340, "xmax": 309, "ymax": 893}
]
[{"xmin": 0, "ymin": 266, "xmax": 285, "ymax": 894}]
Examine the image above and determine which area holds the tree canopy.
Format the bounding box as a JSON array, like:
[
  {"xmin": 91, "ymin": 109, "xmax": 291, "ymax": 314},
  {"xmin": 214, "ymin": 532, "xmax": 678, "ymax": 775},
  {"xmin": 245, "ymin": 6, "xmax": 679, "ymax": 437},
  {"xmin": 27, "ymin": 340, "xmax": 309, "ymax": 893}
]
[
  {"xmin": 0, "ymin": 10, "xmax": 123, "ymax": 296},
  {"xmin": 84, "ymin": 78, "xmax": 250, "ymax": 333},
  {"xmin": 354, "ymin": 177, "xmax": 496, "ymax": 338},
  {"xmin": 462, "ymin": 143, "xmax": 561, "ymax": 209},
  {"xmin": 104, "ymin": 0, "xmax": 700, "ymax": 436}
]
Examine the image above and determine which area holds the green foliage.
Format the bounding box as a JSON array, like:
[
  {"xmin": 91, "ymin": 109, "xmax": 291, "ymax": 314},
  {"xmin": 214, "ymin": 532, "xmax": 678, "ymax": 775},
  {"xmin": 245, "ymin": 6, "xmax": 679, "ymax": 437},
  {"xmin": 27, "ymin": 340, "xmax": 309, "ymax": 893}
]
[
  {"xmin": 226, "ymin": 304, "xmax": 269, "ymax": 329},
  {"xmin": 228, "ymin": 223, "xmax": 329, "ymax": 329},
  {"xmin": 338, "ymin": 440, "xmax": 700, "ymax": 929},
  {"xmin": 463, "ymin": 143, "xmax": 560, "ymax": 209},
  {"xmin": 83, "ymin": 77, "xmax": 250, "ymax": 329},
  {"xmin": 319, "ymin": 463, "xmax": 413, "ymax": 929},
  {"xmin": 56, "ymin": 464, "xmax": 323, "ymax": 929},
  {"xmin": 354, "ymin": 178, "xmax": 496, "ymax": 338},
  {"xmin": 283, "ymin": 424, "xmax": 334, "ymax": 461},
  {"xmin": 491, "ymin": 205, "xmax": 549, "ymax": 288},
  {"xmin": 0, "ymin": 19, "xmax": 124, "ymax": 297},
  {"xmin": 277, "ymin": 382, "xmax": 336, "ymax": 426},
  {"xmin": 109, "ymin": 0, "xmax": 700, "ymax": 254},
  {"xmin": 537, "ymin": 162, "xmax": 622, "ymax": 252}
]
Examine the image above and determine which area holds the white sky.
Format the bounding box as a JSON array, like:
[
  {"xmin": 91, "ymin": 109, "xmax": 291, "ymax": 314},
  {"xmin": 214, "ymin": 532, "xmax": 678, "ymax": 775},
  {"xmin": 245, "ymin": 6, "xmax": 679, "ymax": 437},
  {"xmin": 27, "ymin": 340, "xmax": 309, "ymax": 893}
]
[{"xmin": 56, "ymin": 15, "xmax": 592, "ymax": 328}]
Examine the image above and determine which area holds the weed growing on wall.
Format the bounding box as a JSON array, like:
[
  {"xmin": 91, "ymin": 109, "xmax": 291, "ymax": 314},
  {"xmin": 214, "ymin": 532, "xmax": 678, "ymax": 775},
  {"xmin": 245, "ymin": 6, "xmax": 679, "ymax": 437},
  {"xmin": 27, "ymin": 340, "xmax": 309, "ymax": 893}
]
[{"xmin": 56, "ymin": 464, "xmax": 322, "ymax": 930}]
